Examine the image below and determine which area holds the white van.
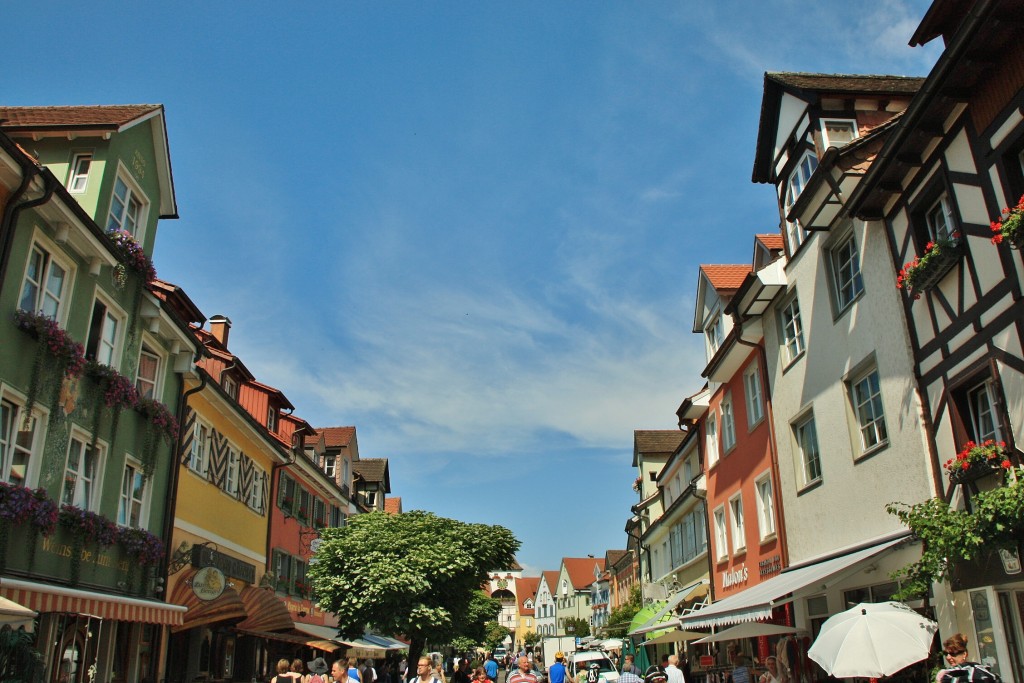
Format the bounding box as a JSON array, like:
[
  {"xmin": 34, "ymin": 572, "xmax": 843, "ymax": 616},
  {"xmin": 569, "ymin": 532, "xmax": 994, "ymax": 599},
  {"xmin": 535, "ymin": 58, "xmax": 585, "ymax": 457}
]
[{"xmin": 570, "ymin": 651, "xmax": 619, "ymax": 683}]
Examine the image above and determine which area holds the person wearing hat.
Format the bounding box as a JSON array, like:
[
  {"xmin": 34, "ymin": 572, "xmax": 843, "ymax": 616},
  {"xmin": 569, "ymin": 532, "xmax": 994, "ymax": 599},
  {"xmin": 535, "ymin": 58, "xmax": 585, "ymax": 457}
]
[
  {"xmin": 307, "ymin": 657, "xmax": 329, "ymax": 683},
  {"xmin": 549, "ymin": 652, "xmax": 571, "ymax": 683},
  {"xmin": 644, "ymin": 665, "xmax": 668, "ymax": 683}
]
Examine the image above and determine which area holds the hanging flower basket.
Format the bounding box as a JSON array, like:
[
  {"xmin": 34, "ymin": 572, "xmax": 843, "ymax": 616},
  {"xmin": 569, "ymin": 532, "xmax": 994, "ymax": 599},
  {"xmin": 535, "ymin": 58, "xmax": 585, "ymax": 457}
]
[
  {"xmin": 107, "ymin": 230, "xmax": 156, "ymax": 282},
  {"xmin": 136, "ymin": 397, "xmax": 178, "ymax": 478},
  {"xmin": 896, "ymin": 235, "xmax": 963, "ymax": 299},
  {"xmin": 944, "ymin": 439, "xmax": 1012, "ymax": 484},
  {"xmin": 12, "ymin": 310, "xmax": 86, "ymax": 422},
  {"xmin": 83, "ymin": 361, "xmax": 140, "ymax": 456},
  {"xmin": 990, "ymin": 194, "xmax": 1024, "ymax": 249},
  {"xmin": 118, "ymin": 526, "xmax": 165, "ymax": 567}
]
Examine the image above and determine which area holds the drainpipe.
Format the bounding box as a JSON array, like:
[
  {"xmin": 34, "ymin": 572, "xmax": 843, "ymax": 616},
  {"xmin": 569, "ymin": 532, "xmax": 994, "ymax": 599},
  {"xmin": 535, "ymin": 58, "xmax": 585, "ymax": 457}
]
[{"xmin": 0, "ymin": 163, "xmax": 53, "ymax": 299}]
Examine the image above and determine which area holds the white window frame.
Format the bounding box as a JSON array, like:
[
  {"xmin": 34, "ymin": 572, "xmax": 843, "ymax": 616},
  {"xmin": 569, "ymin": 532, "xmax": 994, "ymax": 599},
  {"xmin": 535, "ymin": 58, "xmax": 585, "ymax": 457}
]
[
  {"xmin": 248, "ymin": 462, "xmax": 266, "ymax": 513},
  {"xmin": 821, "ymin": 119, "xmax": 859, "ymax": 148},
  {"xmin": 925, "ymin": 194, "xmax": 956, "ymax": 242},
  {"xmin": 135, "ymin": 338, "xmax": 165, "ymax": 401},
  {"xmin": 222, "ymin": 374, "xmax": 238, "ymax": 400},
  {"xmin": 784, "ymin": 152, "xmax": 819, "ymax": 253},
  {"xmin": 829, "ymin": 231, "xmax": 864, "ymax": 314},
  {"xmin": 706, "ymin": 413, "xmax": 720, "ymax": 467},
  {"xmin": 968, "ymin": 380, "xmax": 1003, "ymax": 443},
  {"xmin": 794, "ymin": 411, "xmax": 822, "ymax": 488},
  {"xmin": 106, "ymin": 166, "xmax": 147, "ymax": 240},
  {"xmin": 189, "ymin": 421, "xmax": 210, "ymax": 476},
  {"xmin": 779, "ymin": 291, "xmax": 806, "ymax": 366},
  {"xmin": 705, "ymin": 312, "xmax": 725, "ymax": 358},
  {"xmin": 118, "ymin": 458, "xmax": 149, "ymax": 528},
  {"xmin": 67, "ymin": 152, "xmax": 93, "ymax": 193},
  {"xmin": 744, "ymin": 362, "xmax": 764, "ymax": 428},
  {"xmin": 85, "ymin": 291, "xmax": 126, "ymax": 368},
  {"xmin": 721, "ymin": 393, "xmax": 737, "ymax": 453},
  {"xmin": 729, "ymin": 492, "xmax": 746, "ymax": 554},
  {"xmin": 266, "ymin": 406, "xmax": 278, "ymax": 433},
  {"xmin": 63, "ymin": 431, "xmax": 104, "ymax": 511},
  {"xmin": 713, "ymin": 505, "xmax": 728, "ymax": 561},
  {"xmin": 754, "ymin": 472, "xmax": 776, "ymax": 541},
  {"xmin": 225, "ymin": 446, "xmax": 239, "ymax": 497},
  {"xmin": 0, "ymin": 392, "xmax": 43, "ymax": 487},
  {"xmin": 848, "ymin": 367, "xmax": 888, "ymax": 455},
  {"xmin": 19, "ymin": 235, "xmax": 74, "ymax": 323}
]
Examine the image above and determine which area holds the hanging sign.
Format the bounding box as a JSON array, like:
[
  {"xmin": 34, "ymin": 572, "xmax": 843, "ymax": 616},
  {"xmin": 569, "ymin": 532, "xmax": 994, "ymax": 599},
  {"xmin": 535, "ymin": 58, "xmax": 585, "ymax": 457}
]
[{"xmin": 193, "ymin": 566, "xmax": 227, "ymax": 601}]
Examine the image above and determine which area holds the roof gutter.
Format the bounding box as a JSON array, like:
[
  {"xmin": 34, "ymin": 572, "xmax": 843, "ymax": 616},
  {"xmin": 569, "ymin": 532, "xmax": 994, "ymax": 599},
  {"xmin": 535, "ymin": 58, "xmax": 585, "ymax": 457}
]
[{"xmin": 0, "ymin": 146, "xmax": 52, "ymax": 301}]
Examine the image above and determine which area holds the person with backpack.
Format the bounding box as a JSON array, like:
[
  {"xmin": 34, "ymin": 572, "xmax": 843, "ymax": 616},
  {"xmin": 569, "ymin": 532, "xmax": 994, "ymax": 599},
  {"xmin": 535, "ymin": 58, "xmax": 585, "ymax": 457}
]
[
  {"xmin": 938, "ymin": 633, "xmax": 1002, "ymax": 683},
  {"xmin": 307, "ymin": 657, "xmax": 330, "ymax": 683}
]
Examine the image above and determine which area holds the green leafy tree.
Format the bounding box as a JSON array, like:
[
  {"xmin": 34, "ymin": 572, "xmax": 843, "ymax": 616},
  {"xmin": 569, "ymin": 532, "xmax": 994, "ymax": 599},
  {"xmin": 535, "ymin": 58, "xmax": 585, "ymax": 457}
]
[
  {"xmin": 605, "ymin": 584, "xmax": 642, "ymax": 638},
  {"xmin": 523, "ymin": 631, "xmax": 541, "ymax": 648},
  {"xmin": 484, "ymin": 622, "xmax": 512, "ymax": 651},
  {"xmin": 449, "ymin": 636, "xmax": 478, "ymax": 654},
  {"xmin": 563, "ymin": 617, "xmax": 590, "ymax": 637},
  {"xmin": 308, "ymin": 510, "xmax": 519, "ymax": 665}
]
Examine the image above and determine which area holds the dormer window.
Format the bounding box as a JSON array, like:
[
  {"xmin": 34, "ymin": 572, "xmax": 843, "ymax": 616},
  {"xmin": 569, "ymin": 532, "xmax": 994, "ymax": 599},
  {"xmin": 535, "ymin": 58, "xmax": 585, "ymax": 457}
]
[
  {"xmin": 222, "ymin": 374, "xmax": 238, "ymax": 400},
  {"xmin": 822, "ymin": 120, "xmax": 858, "ymax": 148},
  {"xmin": 67, "ymin": 153, "xmax": 92, "ymax": 193},
  {"xmin": 783, "ymin": 152, "xmax": 819, "ymax": 254},
  {"xmin": 705, "ymin": 313, "xmax": 724, "ymax": 356},
  {"xmin": 266, "ymin": 406, "xmax": 278, "ymax": 433}
]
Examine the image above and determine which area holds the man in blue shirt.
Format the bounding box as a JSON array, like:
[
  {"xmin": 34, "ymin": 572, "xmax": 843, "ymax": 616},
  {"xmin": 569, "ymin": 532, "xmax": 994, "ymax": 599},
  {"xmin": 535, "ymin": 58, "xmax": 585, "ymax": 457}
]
[
  {"xmin": 484, "ymin": 654, "xmax": 498, "ymax": 682},
  {"xmin": 549, "ymin": 652, "xmax": 572, "ymax": 683}
]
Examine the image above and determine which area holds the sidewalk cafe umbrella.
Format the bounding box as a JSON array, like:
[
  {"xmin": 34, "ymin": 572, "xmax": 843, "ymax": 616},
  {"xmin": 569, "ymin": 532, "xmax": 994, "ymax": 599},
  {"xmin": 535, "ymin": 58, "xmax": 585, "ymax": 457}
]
[
  {"xmin": 0, "ymin": 596, "xmax": 36, "ymax": 632},
  {"xmin": 808, "ymin": 601, "xmax": 938, "ymax": 678},
  {"xmin": 692, "ymin": 622, "xmax": 801, "ymax": 644},
  {"xmin": 644, "ymin": 630, "xmax": 707, "ymax": 646}
]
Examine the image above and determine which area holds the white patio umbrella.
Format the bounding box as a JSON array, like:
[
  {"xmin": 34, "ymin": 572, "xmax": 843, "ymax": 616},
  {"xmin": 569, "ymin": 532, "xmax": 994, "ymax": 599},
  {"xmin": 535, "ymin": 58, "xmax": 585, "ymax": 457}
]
[
  {"xmin": 808, "ymin": 601, "xmax": 938, "ymax": 678},
  {"xmin": 0, "ymin": 596, "xmax": 36, "ymax": 632},
  {"xmin": 600, "ymin": 638, "xmax": 624, "ymax": 651}
]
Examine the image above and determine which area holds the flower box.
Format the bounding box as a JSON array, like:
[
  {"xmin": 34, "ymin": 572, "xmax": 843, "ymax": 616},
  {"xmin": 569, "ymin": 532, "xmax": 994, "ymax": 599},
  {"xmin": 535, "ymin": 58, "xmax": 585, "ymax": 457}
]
[
  {"xmin": 991, "ymin": 194, "xmax": 1024, "ymax": 250},
  {"xmin": 945, "ymin": 440, "xmax": 1012, "ymax": 485},
  {"xmin": 897, "ymin": 237, "xmax": 963, "ymax": 298}
]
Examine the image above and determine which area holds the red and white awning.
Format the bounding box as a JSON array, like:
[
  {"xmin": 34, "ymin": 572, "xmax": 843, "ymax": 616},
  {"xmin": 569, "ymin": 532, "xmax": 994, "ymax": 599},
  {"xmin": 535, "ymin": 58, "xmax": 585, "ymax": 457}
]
[{"xmin": 0, "ymin": 578, "xmax": 185, "ymax": 626}]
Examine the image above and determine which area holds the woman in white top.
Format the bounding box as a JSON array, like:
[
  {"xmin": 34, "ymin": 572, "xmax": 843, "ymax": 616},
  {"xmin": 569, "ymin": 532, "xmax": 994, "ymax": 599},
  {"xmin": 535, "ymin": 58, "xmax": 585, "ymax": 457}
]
[{"xmin": 759, "ymin": 656, "xmax": 788, "ymax": 683}]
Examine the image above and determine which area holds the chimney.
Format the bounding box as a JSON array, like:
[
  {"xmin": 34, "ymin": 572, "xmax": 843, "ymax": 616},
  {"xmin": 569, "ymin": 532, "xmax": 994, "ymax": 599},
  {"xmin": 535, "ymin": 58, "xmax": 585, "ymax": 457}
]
[{"xmin": 209, "ymin": 315, "xmax": 232, "ymax": 348}]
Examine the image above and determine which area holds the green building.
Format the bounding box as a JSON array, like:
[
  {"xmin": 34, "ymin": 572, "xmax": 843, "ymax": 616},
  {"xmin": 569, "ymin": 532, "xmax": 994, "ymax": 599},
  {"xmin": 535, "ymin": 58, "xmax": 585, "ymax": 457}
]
[{"xmin": 0, "ymin": 106, "xmax": 197, "ymax": 683}]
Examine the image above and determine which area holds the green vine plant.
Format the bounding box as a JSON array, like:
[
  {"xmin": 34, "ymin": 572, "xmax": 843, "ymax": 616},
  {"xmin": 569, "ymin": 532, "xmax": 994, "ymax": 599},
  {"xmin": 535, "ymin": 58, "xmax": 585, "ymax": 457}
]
[{"xmin": 886, "ymin": 467, "xmax": 1024, "ymax": 600}]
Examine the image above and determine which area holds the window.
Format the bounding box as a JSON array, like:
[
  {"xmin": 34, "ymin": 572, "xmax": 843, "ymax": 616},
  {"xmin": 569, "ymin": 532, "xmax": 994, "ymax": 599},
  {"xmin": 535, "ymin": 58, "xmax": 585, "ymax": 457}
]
[
  {"xmin": 0, "ymin": 399, "xmax": 38, "ymax": 485},
  {"xmin": 706, "ymin": 414, "xmax": 719, "ymax": 467},
  {"xmin": 313, "ymin": 498, "xmax": 326, "ymax": 528},
  {"xmin": 967, "ymin": 380, "xmax": 1003, "ymax": 443},
  {"xmin": 794, "ymin": 413, "xmax": 822, "ymax": 487},
  {"xmin": 272, "ymin": 549, "xmax": 292, "ymax": 592},
  {"xmin": 107, "ymin": 174, "xmax": 143, "ymax": 236},
  {"xmin": 779, "ymin": 292, "xmax": 805, "ymax": 365},
  {"xmin": 248, "ymin": 464, "xmax": 266, "ymax": 513},
  {"xmin": 63, "ymin": 435, "xmax": 100, "ymax": 510},
  {"xmin": 85, "ymin": 298, "xmax": 122, "ymax": 366},
  {"xmin": 683, "ymin": 456, "xmax": 693, "ymax": 483},
  {"xmin": 225, "ymin": 447, "xmax": 239, "ymax": 497},
  {"xmin": 19, "ymin": 243, "xmax": 69, "ymax": 319},
  {"xmin": 136, "ymin": 346, "xmax": 160, "ymax": 400},
  {"xmin": 67, "ymin": 153, "xmax": 92, "ymax": 193},
  {"xmin": 744, "ymin": 363, "xmax": 764, "ymax": 427},
  {"xmin": 118, "ymin": 461, "xmax": 147, "ymax": 527},
  {"xmin": 849, "ymin": 369, "xmax": 888, "ymax": 453},
  {"xmin": 266, "ymin": 407, "xmax": 278, "ymax": 433},
  {"xmin": 706, "ymin": 313, "xmax": 725, "ymax": 357},
  {"xmin": 926, "ymin": 194, "xmax": 956, "ymax": 242},
  {"xmin": 189, "ymin": 423, "xmax": 209, "ymax": 476},
  {"xmin": 222, "ymin": 374, "xmax": 238, "ymax": 400},
  {"xmin": 830, "ymin": 232, "xmax": 864, "ymax": 312},
  {"xmin": 807, "ymin": 595, "xmax": 830, "ymax": 641},
  {"xmin": 729, "ymin": 494, "xmax": 745, "ymax": 553},
  {"xmin": 323, "ymin": 455, "xmax": 336, "ymax": 478},
  {"xmin": 755, "ymin": 474, "xmax": 776, "ymax": 540},
  {"xmin": 784, "ymin": 152, "xmax": 819, "ymax": 253},
  {"xmin": 713, "ymin": 506, "xmax": 728, "ymax": 561},
  {"xmin": 670, "ymin": 522, "xmax": 683, "ymax": 568},
  {"xmin": 721, "ymin": 393, "xmax": 736, "ymax": 452},
  {"xmin": 298, "ymin": 488, "xmax": 312, "ymax": 524},
  {"xmin": 822, "ymin": 120, "xmax": 858, "ymax": 148},
  {"xmin": 363, "ymin": 490, "xmax": 376, "ymax": 507}
]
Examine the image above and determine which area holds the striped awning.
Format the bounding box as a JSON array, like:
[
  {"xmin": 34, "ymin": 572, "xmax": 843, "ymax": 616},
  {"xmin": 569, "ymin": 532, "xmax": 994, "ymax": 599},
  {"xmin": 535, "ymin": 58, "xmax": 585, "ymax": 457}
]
[
  {"xmin": 0, "ymin": 578, "xmax": 185, "ymax": 626},
  {"xmin": 235, "ymin": 585, "xmax": 294, "ymax": 632},
  {"xmin": 167, "ymin": 569, "xmax": 247, "ymax": 633},
  {"xmin": 236, "ymin": 627, "xmax": 340, "ymax": 652}
]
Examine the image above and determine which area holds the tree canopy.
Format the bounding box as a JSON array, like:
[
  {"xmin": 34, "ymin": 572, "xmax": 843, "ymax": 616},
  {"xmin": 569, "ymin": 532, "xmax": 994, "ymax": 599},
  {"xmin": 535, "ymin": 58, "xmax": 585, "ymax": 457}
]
[{"xmin": 308, "ymin": 510, "xmax": 519, "ymax": 664}]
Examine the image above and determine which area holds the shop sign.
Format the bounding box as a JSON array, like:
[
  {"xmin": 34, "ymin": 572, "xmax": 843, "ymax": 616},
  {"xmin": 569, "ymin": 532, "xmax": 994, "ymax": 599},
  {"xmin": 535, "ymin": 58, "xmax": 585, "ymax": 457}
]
[
  {"xmin": 191, "ymin": 544, "xmax": 256, "ymax": 584},
  {"xmin": 759, "ymin": 555, "xmax": 782, "ymax": 578},
  {"xmin": 193, "ymin": 566, "xmax": 227, "ymax": 601},
  {"xmin": 721, "ymin": 565, "xmax": 749, "ymax": 589}
]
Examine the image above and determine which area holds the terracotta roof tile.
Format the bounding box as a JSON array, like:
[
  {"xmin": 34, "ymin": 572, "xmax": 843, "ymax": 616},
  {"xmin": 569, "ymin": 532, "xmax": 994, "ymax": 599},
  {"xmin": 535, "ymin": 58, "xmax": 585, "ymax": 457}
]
[
  {"xmin": 542, "ymin": 570, "xmax": 560, "ymax": 593},
  {"xmin": 0, "ymin": 104, "xmax": 162, "ymax": 129},
  {"xmin": 756, "ymin": 233, "xmax": 784, "ymax": 250},
  {"xmin": 766, "ymin": 73, "xmax": 925, "ymax": 95},
  {"xmin": 634, "ymin": 430, "xmax": 686, "ymax": 454},
  {"xmin": 701, "ymin": 264, "xmax": 751, "ymax": 292},
  {"xmin": 310, "ymin": 426, "xmax": 356, "ymax": 448},
  {"xmin": 563, "ymin": 557, "xmax": 605, "ymax": 590},
  {"xmin": 384, "ymin": 497, "xmax": 402, "ymax": 514},
  {"xmin": 515, "ymin": 577, "xmax": 541, "ymax": 615}
]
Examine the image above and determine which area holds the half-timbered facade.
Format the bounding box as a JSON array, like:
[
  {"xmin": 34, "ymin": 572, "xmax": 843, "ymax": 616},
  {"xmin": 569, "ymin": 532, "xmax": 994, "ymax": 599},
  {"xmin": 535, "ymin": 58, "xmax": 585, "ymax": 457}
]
[{"xmin": 846, "ymin": 0, "xmax": 1024, "ymax": 677}]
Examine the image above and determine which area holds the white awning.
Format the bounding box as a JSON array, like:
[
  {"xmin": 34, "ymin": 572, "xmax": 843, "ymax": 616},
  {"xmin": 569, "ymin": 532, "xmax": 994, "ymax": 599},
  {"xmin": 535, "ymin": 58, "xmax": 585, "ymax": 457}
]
[{"xmin": 677, "ymin": 537, "xmax": 905, "ymax": 629}]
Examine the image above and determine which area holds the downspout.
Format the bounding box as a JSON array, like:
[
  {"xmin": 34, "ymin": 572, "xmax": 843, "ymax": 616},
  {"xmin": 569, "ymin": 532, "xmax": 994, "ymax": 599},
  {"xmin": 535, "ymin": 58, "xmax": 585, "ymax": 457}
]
[{"xmin": 0, "ymin": 164, "xmax": 52, "ymax": 298}]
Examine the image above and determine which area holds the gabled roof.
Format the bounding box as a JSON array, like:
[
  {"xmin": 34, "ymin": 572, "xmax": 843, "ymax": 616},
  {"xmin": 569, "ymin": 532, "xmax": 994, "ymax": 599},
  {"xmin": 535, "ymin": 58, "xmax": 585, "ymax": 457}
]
[
  {"xmin": 515, "ymin": 577, "xmax": 541, "ymax": 615},
  {"xmin": 605, "ymin": 549, "xmax": 631, "ymax": 569},
  {"xmin": 700, "ymin": 264, "xmax": 752, "ymax": 292},
  {"xmin": 0, "ymin": 104, "xmax": 179, "ymax": 219},
  {"xmin": 246, "ymin": 380, "xmax": 295, "ymax": 411},
  {"xmin": 633, "ymin": 430, "xmax": 686, "ymax": 467},
  {"xmin": 0, "ymin": 104, "xmax": 163, "ymax": 129},
  {"xmin": 541, "ymin": 570, "xmax": 560, "ymax": 596},
  {"xmin": 311, "ymin": 426, "xmax": 356, "ymax": 448},
  {"xmin": 384, "ymin": 497, "xmax": 403, "ymax": 514},
  {"xmin": 755, "ymin": 233, "xmax": 784, "ymax": 251},
  {"xmin": 562, "ymin": 557, "xmax": 605, "ymax": 590},
  {"xmin": 353, "ymin": 458, "xmax": 390, "ymax": 492},
  {"xmin": 752, "ymin": 73, "xmax": 925, "ymax": 184}
]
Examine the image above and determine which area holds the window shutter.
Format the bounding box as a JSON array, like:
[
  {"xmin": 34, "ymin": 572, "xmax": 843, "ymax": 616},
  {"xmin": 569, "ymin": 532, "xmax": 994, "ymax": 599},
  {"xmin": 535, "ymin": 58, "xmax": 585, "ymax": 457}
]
[{"xmin": 277, "ymin": 473, "xmax": 291, "ymax": 509}]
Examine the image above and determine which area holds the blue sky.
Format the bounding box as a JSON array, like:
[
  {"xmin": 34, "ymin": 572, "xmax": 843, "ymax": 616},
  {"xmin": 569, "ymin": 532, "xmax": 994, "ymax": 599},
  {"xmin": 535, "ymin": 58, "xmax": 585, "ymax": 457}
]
[{"xmin": 7, "ymin": 2, "xmax": 940, "ymax": 574}]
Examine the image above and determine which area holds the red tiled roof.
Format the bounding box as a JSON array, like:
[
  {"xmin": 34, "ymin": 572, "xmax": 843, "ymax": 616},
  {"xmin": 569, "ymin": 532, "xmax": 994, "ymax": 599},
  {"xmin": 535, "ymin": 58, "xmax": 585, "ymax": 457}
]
[
  {"xmin": 515, "ymin": 577, "xmax": 541, "ymax": 615},
  {"xmin": 0, "ymin": 104, "xmax": 162, "ymax": 130},
  {"xmin": 542, "ymin": 570, "xmax": 560, "ymax": 593},
  {"xmin": 563, "ymin": 557, "xmax": 605, "ymax": 590},
  {"xmin": 700, "ymin": 264, "xmax": 751, "ymax": 292},
  {"xmin": 756, "ymin": 233, "xmax": 784, "ymax": 250},
  {"xmin": 311, "ymin": 426, "xmax": 356, "ymax": 448},
  {"xmin": 384, "ymin": 497, "xmax": 402, "ymax": 514}
]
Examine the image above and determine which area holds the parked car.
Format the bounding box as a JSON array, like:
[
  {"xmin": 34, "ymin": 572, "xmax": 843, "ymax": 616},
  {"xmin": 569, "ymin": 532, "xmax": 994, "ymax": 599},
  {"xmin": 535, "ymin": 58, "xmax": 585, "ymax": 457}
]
[{"xmin": 569, "ymin": 652, "xmax": 619, "ymax": 683}]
